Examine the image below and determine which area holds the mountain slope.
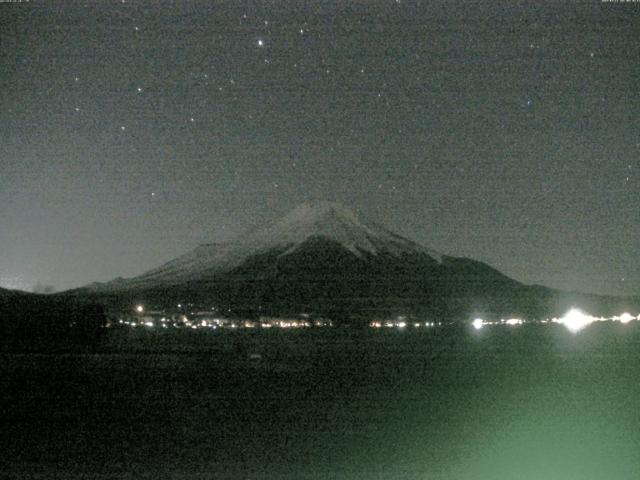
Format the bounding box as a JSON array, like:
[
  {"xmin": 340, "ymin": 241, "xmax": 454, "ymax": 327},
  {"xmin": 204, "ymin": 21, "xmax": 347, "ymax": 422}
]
[
  {"xmin": 74, "ymin": 200, "xmax": 637, "ymax": 321},
  {"xmin": 89, "ymin": 200, "xmax": 443, "ymax": 291}
]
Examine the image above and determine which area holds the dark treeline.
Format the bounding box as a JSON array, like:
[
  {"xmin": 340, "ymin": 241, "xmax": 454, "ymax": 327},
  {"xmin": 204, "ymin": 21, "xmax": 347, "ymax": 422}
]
[{"xmin": 0, "ymin": 289, "xmax": 107, "ymax": 352}]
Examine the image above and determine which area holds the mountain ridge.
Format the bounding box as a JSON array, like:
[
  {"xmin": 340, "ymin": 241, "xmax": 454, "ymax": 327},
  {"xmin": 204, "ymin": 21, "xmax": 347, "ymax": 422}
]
[
  {"xmin": 68, "ymin": 201, "xmax": 639, "ymax": 321},
  {"xmin": 87, "ymin": 200, "xmax": 444, "ymax": 291}
]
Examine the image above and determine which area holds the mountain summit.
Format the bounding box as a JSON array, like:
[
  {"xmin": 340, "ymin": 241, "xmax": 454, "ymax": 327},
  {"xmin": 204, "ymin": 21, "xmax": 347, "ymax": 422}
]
[
  {"xmin": 83, "ymin": 200, "xmax": 620, "ymax": 321},
  {"xmin": 92, "ymin": 200, "xmax": 443, "ymax": 291},
  {"xmin": 238, "ymin": 200, "xmax": 442, "ymax": 259}
]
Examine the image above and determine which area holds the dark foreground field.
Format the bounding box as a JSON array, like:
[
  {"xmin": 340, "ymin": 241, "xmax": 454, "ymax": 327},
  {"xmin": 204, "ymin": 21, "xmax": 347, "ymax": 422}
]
[{"xmin": 3, "ymin": 324, "xmax": 640, "ymax": 479}]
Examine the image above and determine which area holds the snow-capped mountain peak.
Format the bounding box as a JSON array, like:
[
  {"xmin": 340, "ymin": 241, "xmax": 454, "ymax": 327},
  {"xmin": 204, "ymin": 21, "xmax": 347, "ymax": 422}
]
[
  {"xmin": 89, "ymin": 200, "xmax": 442, "ymax": 290},
  {"xmin": 246, "ymin": 200, "xmax": 440, "ymax": 259}
]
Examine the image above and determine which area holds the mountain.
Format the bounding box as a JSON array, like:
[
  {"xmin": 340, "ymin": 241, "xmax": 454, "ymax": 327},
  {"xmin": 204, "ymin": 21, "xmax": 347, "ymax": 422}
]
[
  {"xmin": 74, "ymin": 201, "xmax": 637, "ymax": 322},
  {"xmin": 0, "ymin": 287, "xmax": 107, "ymax": 351},
  {"xmin": 90, "ymin": 201, "xmax": 443, "ymax": 291},
  {"xmin": 0, "ymin": 287, "xmax": 24, "ymax": 299}
]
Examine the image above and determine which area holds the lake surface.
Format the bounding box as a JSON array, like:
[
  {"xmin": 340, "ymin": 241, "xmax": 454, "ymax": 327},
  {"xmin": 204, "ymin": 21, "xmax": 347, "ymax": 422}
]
[{"xmin": 3, "ymin": 324, "xmax": 640, "ymax": 479}]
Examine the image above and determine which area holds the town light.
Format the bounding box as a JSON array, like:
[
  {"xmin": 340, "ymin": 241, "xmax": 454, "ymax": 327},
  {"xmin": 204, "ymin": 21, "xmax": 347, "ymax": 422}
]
[
  {"xmin": 504, "ymin": 318, "xmax": 523, "ymax": 326},
  {"xmin": 560, "ymin": 308, "xmax": 593, "ymax": 333},
  {"xmin": 618, "ymin": 312, "xmax": 634, "ymax": 324}
]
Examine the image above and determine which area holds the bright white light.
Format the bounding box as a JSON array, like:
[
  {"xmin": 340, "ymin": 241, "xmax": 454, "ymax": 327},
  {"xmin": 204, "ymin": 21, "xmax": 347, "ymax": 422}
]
[
  {"xmin": 257, "ymin": 39, "xmax": 264, "ymax": 47},
  {"xmin": 504, "ymin": 318, "xmax": 522, "ymax": 326},
  {"xmin": 472, "ymin": 318, "xmax": 484, "ymax": 330},
  {"xmin": 397, "ymin": 322, "xmax": 406, "ymax": 328},
  {"xmin": 560, "ymin": 308, "xmax": 594, "ymax": 333},
  {"xmin": 619, "ymin": 312, "xmax": 634, "ymax": 324},
  {"xmin": 144, "ymin": 322, "xmax": 154, "ymax": 327},
  {"xmin": 135, "ymin": 305, "xmax": 144, "ymax": 313}
]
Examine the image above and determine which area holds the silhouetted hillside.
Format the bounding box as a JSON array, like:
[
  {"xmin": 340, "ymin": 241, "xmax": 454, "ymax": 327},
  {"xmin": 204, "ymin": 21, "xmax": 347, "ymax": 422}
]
[{"xmin": 0, "ymin": 288, "xmax": 107, "ymax": 351}]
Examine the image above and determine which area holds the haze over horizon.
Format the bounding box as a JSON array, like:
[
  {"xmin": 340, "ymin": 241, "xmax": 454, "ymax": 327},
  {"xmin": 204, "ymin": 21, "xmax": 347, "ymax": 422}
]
[{"xmin": 1, "ymin": 2, "xmax": 638, "ymax": 296}]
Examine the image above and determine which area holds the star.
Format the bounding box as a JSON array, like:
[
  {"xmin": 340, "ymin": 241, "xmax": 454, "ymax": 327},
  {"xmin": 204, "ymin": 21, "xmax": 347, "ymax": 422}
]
[
  {"xmin": 74, "ymin": 107, "xmax": 80, "ymax": 112},
  {"xmin": 136, "ymin": 87, "xmax": 142, "ymax": 93},
  {"xmin": 120, "ymin": 126, "xmax": 126, "ymax": 131},
  {"xmin": 189, "ymin": 117, "xmax": 195, "ymax": 123},
  {"xmin": 257, "ymin": 39, "xmax": 265, "ymax": 47}
]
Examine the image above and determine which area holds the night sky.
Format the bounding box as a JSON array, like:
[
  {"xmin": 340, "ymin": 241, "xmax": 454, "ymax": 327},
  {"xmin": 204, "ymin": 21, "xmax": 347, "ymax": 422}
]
[{"xmin": 1, "ymin": 1, "xmax": 638, "ymax": 296}]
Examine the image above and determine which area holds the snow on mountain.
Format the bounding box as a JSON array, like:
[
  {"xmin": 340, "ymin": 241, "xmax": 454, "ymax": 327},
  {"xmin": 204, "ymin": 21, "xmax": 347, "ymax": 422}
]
[
  {"xmin": 249, "ymin": 201, "xmax": 441, "ymax": 259},
  {"xmin": 133, "ymin": 242, "xmax": 229, "ymax": 283},
  {"xmin": 91, "ymin": 200, "xmax": 442, "ymax": 290}
]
